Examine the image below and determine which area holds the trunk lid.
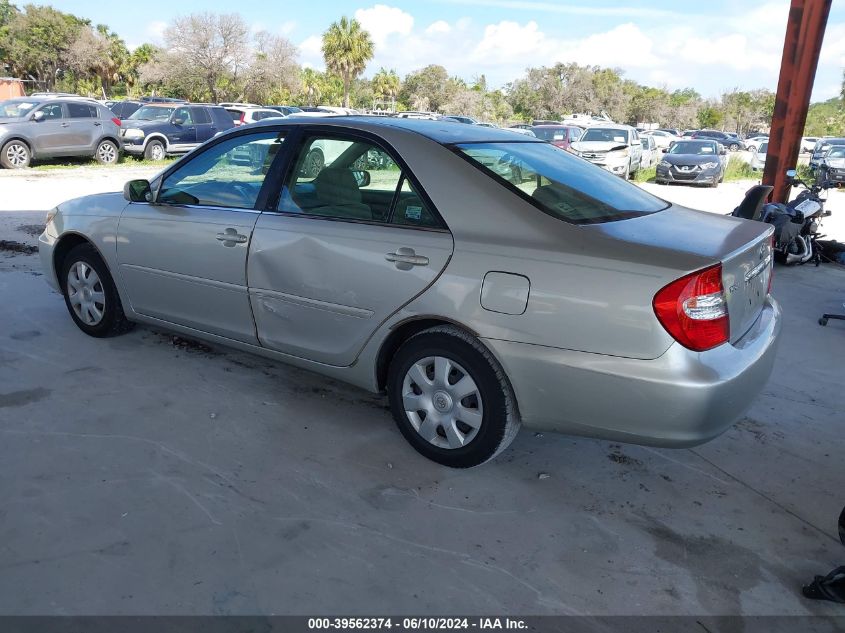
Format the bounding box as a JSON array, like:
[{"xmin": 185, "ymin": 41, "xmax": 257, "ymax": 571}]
[{"xmin": 587, "ymin": 204, "xmax": 774, "ymax": 344}]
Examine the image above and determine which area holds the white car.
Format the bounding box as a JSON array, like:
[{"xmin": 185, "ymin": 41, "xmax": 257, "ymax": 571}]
[
  {"xmin": 226, "ymin": 107, "xmax": 286, "ymax": 127},
  {"xmin": 801, "ymin": 137, "xmax": 819, "ymax": 153},
  {"xmin": 642, "ymin": 130, "xmax": 679, "ymax": 149},
  {"xmin": 569, "ymin": 124, "xmax": 643, "ymax": 179},
  {"xmin": 750, "ymin": 141, "xmax": 768, "ymax": 171},
  {"xmin": 745, "ymin": 136, "xmax": 769, "ymax": 152},
  {"xmin": 640, "ymin": 134, "xmax": 657, "ymax": 168}
]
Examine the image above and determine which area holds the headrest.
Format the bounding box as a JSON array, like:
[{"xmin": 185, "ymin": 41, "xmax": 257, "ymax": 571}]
[{"xmin": 313, "ymin": 168, "xmax": 362, "ymax": 205}]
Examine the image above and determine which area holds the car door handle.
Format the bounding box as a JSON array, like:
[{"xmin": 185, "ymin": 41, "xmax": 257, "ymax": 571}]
[
  {"xmin": 61, "ymin": 122, "xmax": 70, "ymax": 127},
  {"xmin": 216, "ymin": 228, "xmax": 248, "ymax": 245},
  {"xmin": 93, "ymin": 122, "xmax": 102, "ymax": 126},
  {"xmin": 386, "ymin": 248, "xmax": 429, "ymax": 268}
]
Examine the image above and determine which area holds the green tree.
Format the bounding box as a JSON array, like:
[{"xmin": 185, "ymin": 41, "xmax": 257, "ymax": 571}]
[
  {"xmin": 697, "ymin": 104, "xmax": 723, "ymax": 129},
  {"xmin": 321, "ymin": 16, "xmax": 374, "ymax": 108},
  {"xmin": 400, "ymin": 64, "xmax": 449, "ymax": 112},
  {"xmin": 372, "ymin": 67, "xmax": 400, "ymax": 110},
  {"xmin": 300, "ymin": 67, "xmax": 322, "ymax": 105}
]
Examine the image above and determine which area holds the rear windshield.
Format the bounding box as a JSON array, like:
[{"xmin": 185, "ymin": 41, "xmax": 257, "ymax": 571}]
[
  {"xmin": 532, "ymin": 127, "xmax": 568, "ymax": 141},
  {"xmin": 456, "ymin": 142, "xmax": 668, "ymax": 224},
  {"xmin": 128, "ymin": 106, "xmax": 175, "ymax": 121}
]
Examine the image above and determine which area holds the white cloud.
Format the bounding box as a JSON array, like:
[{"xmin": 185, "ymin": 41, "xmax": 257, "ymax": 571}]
[
  {"xmin": 425, "ymin": 20, "xmax": 451, "ymax": 35},
  {"xmin": 145, "ymin": 20, "xmax": 168, "ymax": 42},
  {"xmin": 298, "ymin": 35, "xmax": 324, "ymax": 69},
  {"xmin": 354, "ymin": 4, "xmax": 414, "ymax": 48}
]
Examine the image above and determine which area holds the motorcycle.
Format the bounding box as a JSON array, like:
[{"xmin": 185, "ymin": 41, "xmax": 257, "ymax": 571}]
[{"xmin": 732, "ymin": 169, "xmax": 835, "ymax": 266}]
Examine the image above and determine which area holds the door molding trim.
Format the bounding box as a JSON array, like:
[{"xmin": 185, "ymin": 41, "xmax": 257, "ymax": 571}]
[{"xmin": 251, "ymin": 288, "xmax": 374, "ymax": 319}]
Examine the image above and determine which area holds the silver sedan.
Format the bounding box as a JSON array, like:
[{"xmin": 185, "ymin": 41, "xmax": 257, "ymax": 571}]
[{"xmin": 39, "ymin": 117, "xmax": 781, "ymax": 467}]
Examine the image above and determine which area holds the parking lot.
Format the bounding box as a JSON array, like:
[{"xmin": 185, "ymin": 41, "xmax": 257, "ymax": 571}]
[{"xmin": 1, "ymin": 165, "xmax": 845, "ymax": 616}]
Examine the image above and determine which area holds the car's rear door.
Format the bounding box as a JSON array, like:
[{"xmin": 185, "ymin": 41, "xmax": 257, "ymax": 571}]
[
  {"xmin": 192, "ymin": 107, "xmax": 215, "ymax": 143},
  {"xmin": 249, "ymin": 130, "xmax": 454, "ymax": 366},
  {"xmin": 116, "ymin": 129, "xmax": 288, "ymax": 343},
  {"xmin": 64, "ymin": 102, "xmax": 100, "ymax": 153}
]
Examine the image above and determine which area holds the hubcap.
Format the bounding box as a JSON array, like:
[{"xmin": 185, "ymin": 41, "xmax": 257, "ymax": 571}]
[
  {"xmin": 151, "ymin": 144, "xmax": 164, "ymax": 160},
  {"xmin": 67, "ymin": 261, "xmax": 105, "ymax": 326},
  {"xmin": 402, "ymin": 356, "xmax": 483, "ymax": 450},
  {"xmin": 98, "ymin": 143, "xmax": 116, "ymax": 163},
  {"xmin": 6, "ymin": 143, "xmax": 27, "ymax": 167}
]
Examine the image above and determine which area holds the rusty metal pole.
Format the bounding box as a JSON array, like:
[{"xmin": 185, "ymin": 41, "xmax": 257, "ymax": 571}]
[{"xmin": 764, "ymin": 0, "xmax": 832, "ymax": 202}]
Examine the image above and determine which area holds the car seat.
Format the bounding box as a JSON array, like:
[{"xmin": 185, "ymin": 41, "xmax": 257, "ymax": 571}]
[{"xmin": 310, "ymin": 168, "xmax": 372, "ymax": 220}]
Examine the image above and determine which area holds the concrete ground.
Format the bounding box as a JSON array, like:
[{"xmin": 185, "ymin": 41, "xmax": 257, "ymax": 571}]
[{"xmin": 1, "ymin": 166, "xmax": 845, "ymax": 616}]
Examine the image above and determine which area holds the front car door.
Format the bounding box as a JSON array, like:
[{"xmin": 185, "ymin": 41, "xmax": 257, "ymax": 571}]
[
  {"xmin": 167, "ymin": 106, "xmax": 197, "ymax": 152},
  {"xmin": 30, "ymin": 103, "xmax": 70, "ymax": 155},
  {"xmin": 249, "ymin": 131, "xmax": 454, "ymax": 366},
  {"xmin": 116, "ymin": 130, "xmax": 288, "ymax": 343}
]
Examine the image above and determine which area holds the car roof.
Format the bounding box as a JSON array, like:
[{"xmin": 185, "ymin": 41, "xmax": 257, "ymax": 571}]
[{"xmin": 245, "ymin": 115, "xmax": 545, "ymax": 144}]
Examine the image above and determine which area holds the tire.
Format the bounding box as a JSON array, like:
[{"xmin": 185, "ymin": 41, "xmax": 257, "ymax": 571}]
[
  {"xmin": 387, "ymin": 325, "xmax": 520, "ymax": 468},
  {"xmin": 95, "ymin": 139, "xmax": 119, "ymax": 165},
  {"xmin": 622, "ymin": 163, "xmax": 630, "ymax": 180},
  {"xmin": 1, "ymin": 140, "xmax": 31, "ymax": 169},
  {"xmin": 60, "ymin": 243, "xmax": 134, "ymax": 338},
  {"xmin": 303, "ymin": 148, "xmax": 324, "ymax": 178},
  {"xmin": 730, "ymin": 143, "xmax": 740, "ymax": 152},
  {"xmin": 144, "ymin": 139, "xmax": 166, "ymax": 161}
]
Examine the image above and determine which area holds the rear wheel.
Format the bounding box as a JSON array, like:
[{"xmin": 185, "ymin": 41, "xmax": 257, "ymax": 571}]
[
  {"xmin": 95, "ymin": 139, "xmax": 119, "ymax": 165},
  {"xmin": 144, "ymin": 139, "xmax": 166, "ymax": 161},
  {"xmin": 303, "ymin": 148, "xmax": 324, "ymax": 178},
  {"xmin": 60, "ymin": 243, "xmax": 133, "ymax": 338},
  {"xmin": 730, "ymin": 143, "xmax": 740, "ymax": 152},
  {"xmin": 1, "ymin": 140, "xmax": 31, "ymax": 169},
  {"xmin": 387, "ymin": 326, "xmax": 520, "ymax": 468}
]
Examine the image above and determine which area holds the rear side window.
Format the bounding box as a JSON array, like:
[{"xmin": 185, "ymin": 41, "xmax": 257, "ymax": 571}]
[
  {"xmin": 67, "ymin": 103, "xmax": 94, "ymax": 118},
  {"xmin": 456, "ymin": 142, "xmax": 668, "ymax": 224},
  {"xmin": 192, "ymin": 107, "xmax": 211, "ymax": 124}
]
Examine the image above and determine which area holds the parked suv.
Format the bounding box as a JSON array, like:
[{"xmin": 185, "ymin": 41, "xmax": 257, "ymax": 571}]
[
  {"xmin": 530, "ymin": 124, "xmax": 582, "ymax": 150},
  {"xmin": 569, "ymin": 124, "xmax": 643, "ymax": 178},
  {"xmin": 109, "ymin": 100, "xmax": 143, "ymax": 120},
  {"xmin": 120, "ymin": 103, "xmax": 235, "ymax": 160},
  {"xmin": 0, "ymin": 97, "xmax": 122, "ymax": 169},
  {"xmin": 225, "ymin": 106, "xmax": 285, "ymax": 126},
  {"xmin": 691, "ymin": 130, "xmax": 744, "ymax": 151}
]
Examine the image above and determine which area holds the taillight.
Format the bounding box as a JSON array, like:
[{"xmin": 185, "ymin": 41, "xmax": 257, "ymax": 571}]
[
  {"xmin": 111, "ymin": 117, "xmax": 121, "ymax": 127},
  {"xmin": 653, "ymin": 263, "xmax": 729, "ymax": 352},
  {"xmin": 767, "ymin": 234, "xmax": 774, "ymax": 294},
  {"xmin": 239, "ymin": 112, "xmax": 246, "ymax": 125}
]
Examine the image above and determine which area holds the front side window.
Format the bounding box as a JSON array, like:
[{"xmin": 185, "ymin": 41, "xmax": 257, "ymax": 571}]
[
  {"xmin": 38, "ymin": 104, "xmax": 63, "ymax": 120},
  {"xmin": 158, "ymin": 131, "xmax": 285, "ymax": 209},
  {"xmin": 173, "ymin": 107, "xmax": 193, "ymax": 125},
  {"xmin": 579, "ymin": 128, "xmax": 630, "ymax": 144},
  {"xmin": 457, "ymin": 141, "xmax": 668, "ymax": 224},
  {"xmin": 279, "ymin": 135, "xmax": 438, "ymax": 226}
]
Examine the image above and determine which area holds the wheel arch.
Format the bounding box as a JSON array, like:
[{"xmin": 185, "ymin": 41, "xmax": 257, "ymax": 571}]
[
  {"xmin": 52, "ymin": 232, "xmax": 114, "ymax": 290},
  {"xmin": 142, "ymin": 133, "xmax": 169, "ymax": 152},
  {"xmin": 1, "ymin": 136, "xmax": 35, "ymax": 159}
]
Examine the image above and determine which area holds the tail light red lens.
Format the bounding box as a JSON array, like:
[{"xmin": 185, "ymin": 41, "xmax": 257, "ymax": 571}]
[
  {"xmin": 111, "ymin": 117, "xmax": 121, "ymax": 127},
  {"xmin": 653, "ymin": 263, "xmax": 729, "ymax": 352},
  {"xmin": 239, "ymin": 112, "xmax": 246, "ymax": 125},
  {"xmin": 767, "ymin": 234, "xmax": 774, "ymax": 294}
]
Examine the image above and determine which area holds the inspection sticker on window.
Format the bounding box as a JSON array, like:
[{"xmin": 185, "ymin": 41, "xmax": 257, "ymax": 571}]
[{"xmin": 405, "ymin": 206, "xmax": 422, "ymax": 221}]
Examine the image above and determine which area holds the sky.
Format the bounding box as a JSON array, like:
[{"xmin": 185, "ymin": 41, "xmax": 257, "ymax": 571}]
[{"xmin": 56, "ymin": 0, "xmax": 845, "ymax": 101}]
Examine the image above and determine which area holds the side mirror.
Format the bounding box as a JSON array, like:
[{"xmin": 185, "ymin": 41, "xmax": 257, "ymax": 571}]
[
  {"xmin": 351, "ymin": 170, "xmax": 370, "ymax": 187},
  {"xmin": 172, "ymin": 117, "xmax": 185, "ymax": 126},
  {"xmin": 124, "ymin": 179, "xmax": 152, "ymax": 203},
  {"xmin": 31, "ymin": 111, "xmax": 45, "ymax": 122},
  {"xmin": 785, "ymin": 169, "xmax": 797, "ymax": 178},
  {"xmin": 661, "ymin": 147, "xmax": 669, "ymax": 153},
  {"xmin": 720, "ymin": 148, "xmax": 727, "ymax": 155}
]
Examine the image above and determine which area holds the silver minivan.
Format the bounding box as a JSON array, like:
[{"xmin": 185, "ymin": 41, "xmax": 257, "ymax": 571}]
[{"xmin": 0, "ymin": 97, "xmax": 123, "ymax": 168}]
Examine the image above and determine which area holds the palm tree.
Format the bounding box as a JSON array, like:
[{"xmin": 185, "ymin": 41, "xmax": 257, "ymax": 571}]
[
  {"xmin": 321, "ymin": 16, "xmax": 374, "ymax": 108},
  {"xmin": 301, "ymin": 68, "xmax": 322, "ymax": 106},
  {"xmin": 372, "ymin": 67, "xmax": 400, "ymax": 111}
]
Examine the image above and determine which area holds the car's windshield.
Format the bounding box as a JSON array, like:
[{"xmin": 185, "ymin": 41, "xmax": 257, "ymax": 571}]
[
  {"xmin": 579, "ymin": 128, "xmax": 629, "ymax": 144},
  {"xmin": 668, "ymin": 141, "xmax": 716, "ymax": 155},
  {"xmin": 456, "ymin": 141, "xmax": 668, "ymax": 224},
  {"xmin": 532, "ymin": 127, "xmax": 567, "ymax": 141},
  {"xmin": 0, "ymin": 99, "xmax": 40, "ymax": 119},
  {"xmin": 827, "ymin": 147, "xmax": 845, "ymax": 158},
  {"xmin": 128, "ymin": 105, "xmax": 175, "ymax": 121}
]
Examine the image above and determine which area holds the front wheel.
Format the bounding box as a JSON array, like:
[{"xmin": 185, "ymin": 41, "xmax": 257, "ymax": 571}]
[
  {"xmin": 144, "ymin": 140, "xmax": 166, "ymax": 161},
  {"xmin": 60, "ymin": 243, "xmax": 134, "ymax": 338},
  {"xmin": 1, "ymin": 140, "xmax": 31, "ymax": 169},
  {"xmin": 387, "ymin": 326, "xmax": 520, "ymax": 468},
  {"xmin": 95, "ymin": 139, "xmax": 119, "ymax": 165},
  {"xmin": 730, "ymin": 143, "xmax": 740, "ymax": 152}
]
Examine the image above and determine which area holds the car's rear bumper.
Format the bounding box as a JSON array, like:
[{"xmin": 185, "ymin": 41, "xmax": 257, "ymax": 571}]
[{"xmin": 485, "ymin": 296, "xmax": 781, "ymax": 447}]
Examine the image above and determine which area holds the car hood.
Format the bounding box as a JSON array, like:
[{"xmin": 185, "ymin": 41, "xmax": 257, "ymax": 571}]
[
  {"xmin": 570, "ymin": 140, "xmax": 628, "ymax": 153},
  {"xmin": 57, "ymin": 192, "xmax": 128, "ymax": 217},
  {"xmin": 121, "ymin": 119, "xmax": 170, "ymax": 130},
  {"xmin": 824, "ymin": 157, "xmax": 845, "ymax": 167},
  {"xmin": 660, "ymin": 153, "xmax": 721, "ymax": 165}
]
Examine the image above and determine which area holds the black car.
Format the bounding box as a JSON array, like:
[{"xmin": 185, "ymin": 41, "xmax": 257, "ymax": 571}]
[
  {"xmin": 108, "ymin": 100, "xmax": 143, "ymax": 120},
  {"xmin": 691, "ymin": 130, "xmax": 744, "ymax": 151},
  {"xmin": 120, "ymin": 103, "xmax": 235, "ymax": 160},
  {"xmin": 655, "ymin": 139, "xmax": 727, "ymax": 187}
]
